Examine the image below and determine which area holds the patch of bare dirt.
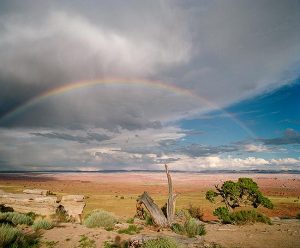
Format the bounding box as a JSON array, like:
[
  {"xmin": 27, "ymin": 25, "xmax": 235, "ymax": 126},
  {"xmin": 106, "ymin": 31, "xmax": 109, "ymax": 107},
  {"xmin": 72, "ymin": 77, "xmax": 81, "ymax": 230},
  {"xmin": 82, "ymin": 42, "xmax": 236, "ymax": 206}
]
[{"xmin": 39, "ymin": 219, "xmax": 300, "ymax": 248}]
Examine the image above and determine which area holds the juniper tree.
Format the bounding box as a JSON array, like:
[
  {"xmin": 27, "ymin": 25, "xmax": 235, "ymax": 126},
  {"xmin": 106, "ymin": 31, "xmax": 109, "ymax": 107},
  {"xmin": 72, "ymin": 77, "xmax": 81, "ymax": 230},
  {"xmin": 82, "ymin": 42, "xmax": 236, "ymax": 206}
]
[{"xmin": 206, "ymin": 177, "xmax": 273, "ymax": 211}]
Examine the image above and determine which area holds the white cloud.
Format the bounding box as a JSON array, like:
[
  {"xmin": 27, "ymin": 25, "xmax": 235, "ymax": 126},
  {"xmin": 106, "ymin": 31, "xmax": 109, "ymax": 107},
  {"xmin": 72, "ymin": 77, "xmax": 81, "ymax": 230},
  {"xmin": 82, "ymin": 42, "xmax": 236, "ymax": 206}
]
[{"xmin": 243, "ymin": 144, "xmax": 269, "ymax": 152}]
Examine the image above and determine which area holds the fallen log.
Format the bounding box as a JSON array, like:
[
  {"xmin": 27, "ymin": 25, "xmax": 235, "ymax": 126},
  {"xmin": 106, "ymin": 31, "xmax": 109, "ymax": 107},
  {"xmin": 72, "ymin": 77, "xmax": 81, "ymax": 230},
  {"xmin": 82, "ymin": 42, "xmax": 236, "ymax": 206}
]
[{"xmin": 138, "ymin": 192, "xmax": 168, "ymax": 227}]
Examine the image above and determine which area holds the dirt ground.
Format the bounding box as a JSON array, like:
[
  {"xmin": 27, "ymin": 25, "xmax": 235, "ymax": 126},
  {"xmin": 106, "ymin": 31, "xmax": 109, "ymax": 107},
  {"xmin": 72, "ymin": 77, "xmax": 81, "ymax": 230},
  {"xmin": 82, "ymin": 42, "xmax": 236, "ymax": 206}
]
[
  {"xmin": 39, "ymin": 219, "xmax": 300, "ymax": 248},
  {"xmin": 0, "ymin": 172, "xmax": 300, "ymax": 247}
]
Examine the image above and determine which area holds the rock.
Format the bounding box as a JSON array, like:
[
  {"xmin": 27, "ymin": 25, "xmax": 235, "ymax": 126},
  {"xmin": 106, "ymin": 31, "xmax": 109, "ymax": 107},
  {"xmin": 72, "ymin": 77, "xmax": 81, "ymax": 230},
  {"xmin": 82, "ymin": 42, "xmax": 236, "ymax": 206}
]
[
  {"xmin": 0, "ymin": 189, "xmax": 85, "ymax": 223},
  {"xmin": 60, "ymin": 195, "xmax": 86, "ymax": 223},
  {"xmin": 23, "ymin": 189, "xmax": 51, "ymax": 196},
  {"xmin": 61, "ymin": 195, "xmax": 85, "ymax": 202}
]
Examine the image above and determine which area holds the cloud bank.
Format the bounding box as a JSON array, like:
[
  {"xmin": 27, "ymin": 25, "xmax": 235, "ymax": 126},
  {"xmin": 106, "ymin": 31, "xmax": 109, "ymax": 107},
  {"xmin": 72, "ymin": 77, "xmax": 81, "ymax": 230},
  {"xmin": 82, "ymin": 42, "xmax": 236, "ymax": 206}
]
[{"xmin": 0, "ymin": 0, "xmax": 299, "ymax": 170}]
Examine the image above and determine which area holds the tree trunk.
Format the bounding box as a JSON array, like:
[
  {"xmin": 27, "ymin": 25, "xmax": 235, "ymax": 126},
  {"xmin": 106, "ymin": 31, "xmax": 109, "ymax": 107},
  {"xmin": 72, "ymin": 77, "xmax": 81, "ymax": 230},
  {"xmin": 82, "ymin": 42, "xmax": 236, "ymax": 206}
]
[
  {"xmin": 165, "ymin": 164, "xmax": 176, "ymax": 225},
  {"xmin": 138, "ymin": 192, "xmax": 168, "ymax": 227}
]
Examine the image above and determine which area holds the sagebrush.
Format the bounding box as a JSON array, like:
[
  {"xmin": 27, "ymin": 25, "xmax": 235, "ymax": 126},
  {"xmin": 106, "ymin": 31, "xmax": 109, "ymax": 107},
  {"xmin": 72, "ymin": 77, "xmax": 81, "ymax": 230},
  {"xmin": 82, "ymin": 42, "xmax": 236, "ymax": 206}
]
[
  {"xmin": 0, "ymin": 212, "xmax": 33, "ymax": 226},
  {"xmin": 213, "ymin": 208, "xmax": 271, "ymax": 225},
  {"xmin": 32, "ymin": 219, "xmax": 54, "ymax": 231},
  {"xmin": 142, "ymin": 237, "xmax": 180, "ymax": 248},
  {"xmin": 84, "ymin": 209, "xmax": 117, "ymax": 229},
  {"xmin": 0, "ymin": 224, "xmax": 40, "ymax": 247}
]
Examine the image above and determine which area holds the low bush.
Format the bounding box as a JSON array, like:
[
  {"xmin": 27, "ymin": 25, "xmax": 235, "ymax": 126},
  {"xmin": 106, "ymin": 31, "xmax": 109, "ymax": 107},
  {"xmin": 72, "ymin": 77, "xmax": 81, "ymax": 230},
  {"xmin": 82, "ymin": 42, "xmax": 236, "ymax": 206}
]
[
  {"xmin": 126, "ymin": 217, "xmax": 134, "ymax": 224},
  {"xmin": 0, "ymin": 224, "xmax": 20, "ymax": 247},
  {"xmin": 213, "ymin": 207, "xmax": 232, "ymax": 224},
  {"xmin": 213, "ymin": 207, "xmax": 271, "ymax": 225},
  {"xmin": 171, "ymin": 223, "xmax": 185, "ymax": 235},
  {"xmin": 142, "ymin": 237, "xmax": 180, "ymax": 248},
  {"xmin": 187, "ymin": 204, "xmax": 204, "ymax": 221},
  {"xmin": 171, "ymin": 218, "xmax": 206, "ymax": 237},
  {"xmin": 78, "ymin": 235, "xmax": 96, "ymax": 248},
  {"xmin": 0, "ymin": 224, "xmax": 40, "ymax": 247},
  {"xmin": 118, "ymin": 224, "xmax": 143, "ymax": 235},
  {"xmin": 184, "ymin": 218, "xmax": 206, "ymax": 237},
  {"xmin": 84, "ymin": 209, "xmax": 117, "ymax": 229},
  {"xmin": 296, "ymin": 212, "xmax": 300, "ymax": 219},
  {"xmin": 26, "ymin": 211, "xmax": 38, "ymax": 220},
  {"xmin": 51, "ymin": 205, "xmax": 69, "ymax": 223},
  {"xmin": 0, "ymin": 212, "xmax": 33, "ymax": 226},
  {"xmin": 32, "ymin": 219, "xmax": 54, "ymax": 231},
  {"xmin": 104, "ymin": 236, "xmax": 129, "ymax": 248}
]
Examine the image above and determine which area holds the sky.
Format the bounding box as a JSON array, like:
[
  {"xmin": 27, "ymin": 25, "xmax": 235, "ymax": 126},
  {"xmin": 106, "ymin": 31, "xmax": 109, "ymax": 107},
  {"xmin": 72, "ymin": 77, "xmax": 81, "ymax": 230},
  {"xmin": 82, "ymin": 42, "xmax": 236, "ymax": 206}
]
[{"xmin": 0, "ymin": 0, "xmax": 299, "ymax": 171}]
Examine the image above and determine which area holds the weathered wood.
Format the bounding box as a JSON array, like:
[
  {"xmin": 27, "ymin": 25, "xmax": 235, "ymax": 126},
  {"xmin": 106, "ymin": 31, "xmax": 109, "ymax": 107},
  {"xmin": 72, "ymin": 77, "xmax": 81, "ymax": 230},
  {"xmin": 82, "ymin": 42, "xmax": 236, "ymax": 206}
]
[
  {"xmin": 165, "ymin": 164, "xmax": 176, "ymax": 225},
  {"xmin": 138, "ymin": 192, "xmax": 168, "ymax": 227}
]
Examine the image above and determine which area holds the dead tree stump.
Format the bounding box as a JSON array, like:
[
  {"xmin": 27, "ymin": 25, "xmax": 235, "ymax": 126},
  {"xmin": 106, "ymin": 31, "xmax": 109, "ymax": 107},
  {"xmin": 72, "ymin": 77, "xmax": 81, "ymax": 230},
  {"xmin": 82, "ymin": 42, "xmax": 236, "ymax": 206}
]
[
  {"xmin": 136, "ymin": 164, "xmax": 177, "ymax": 227},
  {"xmin": 138, "ymin": 192, "xmax": 168, "ymax": 227}
]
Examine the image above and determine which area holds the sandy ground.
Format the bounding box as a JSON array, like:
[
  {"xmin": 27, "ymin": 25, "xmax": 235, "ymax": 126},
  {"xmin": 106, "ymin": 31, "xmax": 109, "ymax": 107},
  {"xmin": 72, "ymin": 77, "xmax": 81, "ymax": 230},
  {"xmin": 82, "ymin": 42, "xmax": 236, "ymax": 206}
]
[
  {"xmin": 1, "ymin": 172, "xmax": 300, "ymax": 247},
  {"xmin": 39, "ymin": 219, "xmax": 300, "ymax": 248}
]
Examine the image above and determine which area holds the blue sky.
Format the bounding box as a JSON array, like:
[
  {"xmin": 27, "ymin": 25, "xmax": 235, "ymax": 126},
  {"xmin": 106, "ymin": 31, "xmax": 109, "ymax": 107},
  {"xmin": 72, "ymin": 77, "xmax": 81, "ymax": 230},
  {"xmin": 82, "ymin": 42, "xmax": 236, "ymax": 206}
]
[{"xmin": 0, "ymin": 0, "xmax": 299, "ymax": 171}]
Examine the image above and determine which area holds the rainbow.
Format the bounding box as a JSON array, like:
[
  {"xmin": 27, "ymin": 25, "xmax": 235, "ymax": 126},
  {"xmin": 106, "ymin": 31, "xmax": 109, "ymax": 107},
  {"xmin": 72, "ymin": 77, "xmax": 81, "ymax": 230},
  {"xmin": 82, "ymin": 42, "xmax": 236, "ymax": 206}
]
[{"xmin": 0, "ymin": 78, "xmax": 256, "ymax": 138}]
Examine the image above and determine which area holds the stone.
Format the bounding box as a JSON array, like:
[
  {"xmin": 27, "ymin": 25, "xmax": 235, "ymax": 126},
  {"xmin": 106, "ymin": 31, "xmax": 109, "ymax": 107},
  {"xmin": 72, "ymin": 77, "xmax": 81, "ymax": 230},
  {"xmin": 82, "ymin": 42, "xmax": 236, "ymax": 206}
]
[
  {"xmin": 23, "ymin": 189, "xmax": 51, "ymax": 196},
  {"xmin": 61, "ymin": 195, "xmax": 85, "ymax": 202},
  {"xmin": 0, "ymin": 189, "xmax": 85, "ymax": 223}
]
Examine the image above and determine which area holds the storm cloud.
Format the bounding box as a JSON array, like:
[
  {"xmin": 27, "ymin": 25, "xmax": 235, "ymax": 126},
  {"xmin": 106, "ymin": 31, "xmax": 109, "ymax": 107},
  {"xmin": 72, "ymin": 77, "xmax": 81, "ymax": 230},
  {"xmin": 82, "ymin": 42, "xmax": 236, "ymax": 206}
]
[{"xmin": 0, "ymin": 0, "xmax": 299, "ymax": 170}]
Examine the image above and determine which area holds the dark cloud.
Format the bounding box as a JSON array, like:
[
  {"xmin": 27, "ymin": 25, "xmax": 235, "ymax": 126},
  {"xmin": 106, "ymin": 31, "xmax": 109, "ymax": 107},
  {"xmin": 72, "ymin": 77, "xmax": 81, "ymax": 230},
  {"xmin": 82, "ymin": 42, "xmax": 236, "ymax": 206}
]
[
  {"xmin": 0, "ymin": 1, "xmax": 300, "ymax": 170},
  {"xmin": 260, "ymin": 128, "xmax": 300, "ymax": 145},
  {"xmin": 0, "ymin": 0, "xmax": 299, "ymax": 130},
  {"xmin": 31, "ymin": 131, "xmax": 111, "ymax": 143}
]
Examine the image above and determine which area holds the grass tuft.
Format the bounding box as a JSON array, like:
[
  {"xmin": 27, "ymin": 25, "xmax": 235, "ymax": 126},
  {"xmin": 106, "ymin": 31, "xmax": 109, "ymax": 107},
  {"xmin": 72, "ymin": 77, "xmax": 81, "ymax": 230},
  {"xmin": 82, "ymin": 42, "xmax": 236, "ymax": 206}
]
[
  {"xmin": 78, "ymin": 235, "xmax": 96, "ymax": 248},
  {"xmin": 32, "ymin": 219, "xmax": 54, "ymax": 231},
  {"xmin": 142, "ymin": 237, "xmax": 180, "ymax": 248},
  {"xmin": 0, "ymin": 224, "xmax": 40, "ymax": 247},
  {"xmin": 84, "ymin": 209, "xmax": 117, "ymax": 229},
  {"xmin": 117, "ymin": 224, "xmax": 143, "ymax": 235},
  {"xmin": 0, "ymin": 212, "xmax": 33, "ymax": 226}
]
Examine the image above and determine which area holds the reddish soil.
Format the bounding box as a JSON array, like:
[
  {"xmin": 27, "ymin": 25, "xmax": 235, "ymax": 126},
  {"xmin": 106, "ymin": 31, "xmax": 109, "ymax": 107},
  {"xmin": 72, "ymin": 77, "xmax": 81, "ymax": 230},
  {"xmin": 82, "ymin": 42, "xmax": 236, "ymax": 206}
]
[{"xmin": 0, "ymin": 172, "xmax": 299, "ymax": 219}]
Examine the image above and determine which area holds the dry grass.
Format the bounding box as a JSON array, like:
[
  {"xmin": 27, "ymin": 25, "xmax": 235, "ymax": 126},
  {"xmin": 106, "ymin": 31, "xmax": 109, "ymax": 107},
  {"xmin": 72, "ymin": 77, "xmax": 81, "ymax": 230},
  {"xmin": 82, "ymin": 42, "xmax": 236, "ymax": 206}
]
[{"xmin": 1, "ymin": 173, "xmax": 300, "ymax": 220}]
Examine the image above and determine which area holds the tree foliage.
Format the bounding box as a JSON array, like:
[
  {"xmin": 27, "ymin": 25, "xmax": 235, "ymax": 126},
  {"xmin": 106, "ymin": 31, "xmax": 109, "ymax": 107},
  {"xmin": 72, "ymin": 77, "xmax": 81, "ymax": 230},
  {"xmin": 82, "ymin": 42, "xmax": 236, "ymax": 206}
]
[{"xmin": 205, "ymin": 177, "xmax": 273, "ymax": 210}]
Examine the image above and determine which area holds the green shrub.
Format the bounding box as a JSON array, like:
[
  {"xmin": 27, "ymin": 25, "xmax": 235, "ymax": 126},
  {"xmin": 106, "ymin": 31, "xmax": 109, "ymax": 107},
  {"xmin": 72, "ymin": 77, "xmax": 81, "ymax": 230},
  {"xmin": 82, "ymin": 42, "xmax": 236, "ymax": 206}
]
[
  {"xmin": 230, "ymin": 210, "xmax": 271, "ymax": 225},
  {"xmin": 118, "ymin": 224, "xmax": 143, "ymax": 235},
  {"xmin": 0, "ymin": 224, "xmax": 21, "ymax": 247},
  {"xmin": 144, "ymin": 211, "xmax": 154, "ymax": 226},
  {"xmin": 44, "ymin": 240, "xmax": 59, "ymax": 248},
  {"xmin": 126, "ymin": 217, "xmax": 134, "ymax": 224},
  {"xmin": 32, "ymin": 219, "xmax": 54, "ymax": 231},
  {"xmin": 171, "ymin": 223, "xmax": 185, "ymax": 235},
  {"xmin": 142, "ymin": 237, "xmax": 180, "ymax": 248},
  {"xmin": 26, "ymin": 212, "xmax": 38, "ymax": 220},
  {"xmin": 171, "ymin": 218, "xmax": 206, "ymax": 237},
  {"xmin": 213, "ymin": 207, "xmax": 232, "ymax": 224},
  {"xmin": 296, "ymin": 212, "xmax": 300, "ymax": 219},
  {"xmin": 187, "ymin": 204, "xmax": 204, "ymax": 221},
  {"xmin": 0, "ymin": 212, "xmax": 33, "ymax": 226},
  {"xmin": 104, "ymin": 236, "xmax": 129, "ymax": 248},
  {"xmin": 84, "ymin": 209, "xmax": 117, "ymax": 229},
  {"xmin": 184, "ymin": 218, "xmax": 206, "ymax": 237},
  {"xmin": 78, "ymin": 235, "xmax": 96, "ymax": 248},
  {"xmin": 0, "ymin": 224, "xmax": 40, "ymax": 247},
  {"xmin": 213, "ymin": 207, "xmax": 271, "ymax": 225},
  {"xmin": 52, "ymin": 205, "xmax": 69, "ymax": 223}
]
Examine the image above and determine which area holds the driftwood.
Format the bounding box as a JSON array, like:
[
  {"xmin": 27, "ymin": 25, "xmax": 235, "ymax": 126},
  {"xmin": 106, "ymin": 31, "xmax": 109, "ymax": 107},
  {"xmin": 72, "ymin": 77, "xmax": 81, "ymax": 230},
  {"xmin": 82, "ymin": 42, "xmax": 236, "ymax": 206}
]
[
  {"xmin": 137, "ymin": 164, "xmax": 177, "ymax": 227},
  {"xmin": 165, "ymin": 164, "xmax": 177, "ymax": 225},
  {"xmin": 138, "ymin": 192, "xmax": 168, "ymax": 227}
]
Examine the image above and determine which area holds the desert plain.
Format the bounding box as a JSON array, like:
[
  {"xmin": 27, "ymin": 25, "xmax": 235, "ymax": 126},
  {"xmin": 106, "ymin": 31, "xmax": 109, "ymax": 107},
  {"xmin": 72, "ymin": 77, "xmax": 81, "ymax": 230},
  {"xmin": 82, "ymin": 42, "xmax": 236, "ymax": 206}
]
[{"xmin": 0, "ymin": 172, "xmax": 300, "ymax": 248}]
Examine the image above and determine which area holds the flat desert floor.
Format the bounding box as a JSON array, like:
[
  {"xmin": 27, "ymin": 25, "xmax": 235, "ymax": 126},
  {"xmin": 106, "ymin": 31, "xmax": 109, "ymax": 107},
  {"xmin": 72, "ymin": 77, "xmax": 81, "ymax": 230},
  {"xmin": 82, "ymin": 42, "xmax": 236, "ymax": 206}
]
[{"xmin": 0, "ymin": 172, "xmax": 300, "ymax": 247}]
